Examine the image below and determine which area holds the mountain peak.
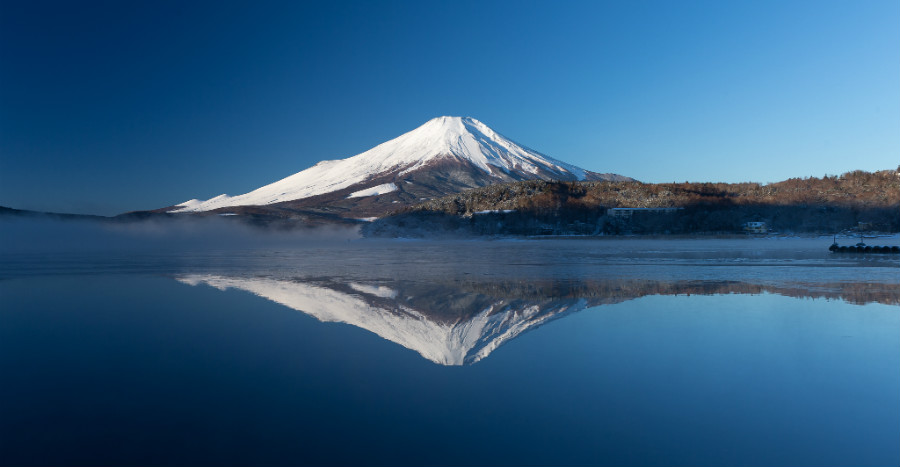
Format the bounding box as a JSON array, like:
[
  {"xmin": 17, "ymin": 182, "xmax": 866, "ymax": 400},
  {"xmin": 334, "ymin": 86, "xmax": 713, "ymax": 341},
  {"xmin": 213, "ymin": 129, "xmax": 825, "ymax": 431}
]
[
  {"xmin": 416, "ymin": 116, "xmax": 493, "ymax": 141},
  {"xmin": 413, "ymin": 116, "xmax": 506, "ymax": 153},
  {"xmin": 359, "ymin": 116, "xmax": 586, "ymax": 180},
  {"xmin": 424, "ymin": 115, "xmax": 475, "ymax": 124},
  {"xmin": 169, "ymin": 117, "xmax": 614, "ymax": 213}
]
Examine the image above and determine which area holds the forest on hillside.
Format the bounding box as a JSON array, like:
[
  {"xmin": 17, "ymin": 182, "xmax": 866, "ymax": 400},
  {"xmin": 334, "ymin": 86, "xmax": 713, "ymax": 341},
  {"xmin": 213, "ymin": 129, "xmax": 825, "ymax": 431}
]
[{"xmin": 363, "ymin": 169, "xmax": 900, "ymax": 237}]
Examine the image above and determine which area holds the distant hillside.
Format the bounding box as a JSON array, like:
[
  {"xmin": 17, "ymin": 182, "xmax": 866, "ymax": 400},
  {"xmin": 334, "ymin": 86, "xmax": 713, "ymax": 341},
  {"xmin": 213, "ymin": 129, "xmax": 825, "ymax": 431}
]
[
  {"xmin": 363, "ymin": 169, "xmax": 900, "ymax": 237},
  {"xmin": 0, "ymin": 206, "xmax": 108, "ymax": 221}
]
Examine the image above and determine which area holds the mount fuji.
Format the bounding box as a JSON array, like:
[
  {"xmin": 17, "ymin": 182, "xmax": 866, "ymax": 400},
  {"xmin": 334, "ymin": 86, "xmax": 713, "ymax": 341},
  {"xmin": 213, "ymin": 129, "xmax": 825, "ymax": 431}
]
[{"xmin": 160, "ymin": 117, "xmax": 631, "ymax": 220}]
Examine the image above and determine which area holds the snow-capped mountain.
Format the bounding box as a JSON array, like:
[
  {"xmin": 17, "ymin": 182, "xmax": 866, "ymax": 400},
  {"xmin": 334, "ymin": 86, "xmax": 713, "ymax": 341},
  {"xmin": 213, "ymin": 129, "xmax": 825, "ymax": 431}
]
[{"xmin": 167, "ymin": 117, "xmax": 629, "ymax": 216}]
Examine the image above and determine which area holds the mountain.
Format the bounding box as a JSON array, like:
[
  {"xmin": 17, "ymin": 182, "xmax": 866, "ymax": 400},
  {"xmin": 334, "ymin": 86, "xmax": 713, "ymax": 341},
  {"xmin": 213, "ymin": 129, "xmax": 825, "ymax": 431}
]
[
  {"xmin": 162, "ymin": 117, "xmax": 631, "ymax": 220},
  {"xmin": 0, "ymin": 205, "xmax": 108, "ymax": 221}
]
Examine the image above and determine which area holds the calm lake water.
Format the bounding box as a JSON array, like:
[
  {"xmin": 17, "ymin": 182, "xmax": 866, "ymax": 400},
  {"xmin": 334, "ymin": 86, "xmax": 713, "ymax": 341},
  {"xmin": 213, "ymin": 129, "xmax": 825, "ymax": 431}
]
[{"xmin": 1, "ymin": 229, "xmax": 898, "ymax": 466}]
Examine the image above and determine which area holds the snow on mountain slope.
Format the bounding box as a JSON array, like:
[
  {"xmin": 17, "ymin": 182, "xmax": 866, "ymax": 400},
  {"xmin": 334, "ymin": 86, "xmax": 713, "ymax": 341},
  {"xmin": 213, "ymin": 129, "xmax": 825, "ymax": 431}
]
[
  {"xmin": 177, "ymin": 274, "xmax": 587, "ymax": 365},
  {"xmin": 171, "ymin": 116, "xmax": 592, "ymax": 213},
  {"xmin": 347, "ymin": 182, "xmax": 398, "ymax": 199}
]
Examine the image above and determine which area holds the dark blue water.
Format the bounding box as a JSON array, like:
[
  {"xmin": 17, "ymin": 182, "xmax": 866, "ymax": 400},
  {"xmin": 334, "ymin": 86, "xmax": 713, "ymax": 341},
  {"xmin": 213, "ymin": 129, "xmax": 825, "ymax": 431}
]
[{"xmin": 1, "ymin": 236, "xmax": 899, "ymax": 466}]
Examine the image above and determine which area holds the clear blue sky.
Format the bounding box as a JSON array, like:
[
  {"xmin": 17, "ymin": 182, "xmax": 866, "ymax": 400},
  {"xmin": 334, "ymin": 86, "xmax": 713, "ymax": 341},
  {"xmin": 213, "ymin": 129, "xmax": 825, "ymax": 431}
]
[{"xmin": 1, "ymin": 0, "xmax": 898, "ymax": 215}]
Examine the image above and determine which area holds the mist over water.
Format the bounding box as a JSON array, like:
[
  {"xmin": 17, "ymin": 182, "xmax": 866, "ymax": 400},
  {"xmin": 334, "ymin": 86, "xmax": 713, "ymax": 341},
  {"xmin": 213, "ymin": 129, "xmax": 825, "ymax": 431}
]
[
  {"xmin": 0, "ymin": 217, "xmax": 362, "ymax": 254},
  {"xmin": 1, "ymin": 219, "xmax": 898, "ymax": 466},
  {"xmin": 4, "ymin": 217, "xmax": 897, "ymax": 284}
]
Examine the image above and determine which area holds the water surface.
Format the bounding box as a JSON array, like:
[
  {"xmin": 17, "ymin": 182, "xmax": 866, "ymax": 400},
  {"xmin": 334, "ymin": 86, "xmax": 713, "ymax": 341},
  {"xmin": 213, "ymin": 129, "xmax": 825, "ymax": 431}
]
[{"xmin": 1, "ymin": 236, "xmax": 898, "ymax": 466}]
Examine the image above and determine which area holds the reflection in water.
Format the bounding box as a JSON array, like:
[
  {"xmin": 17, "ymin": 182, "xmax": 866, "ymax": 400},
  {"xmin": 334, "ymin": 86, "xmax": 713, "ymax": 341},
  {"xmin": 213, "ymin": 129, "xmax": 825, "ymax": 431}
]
[
  {"xmin": 178, "ymin": 275, "xmax": 588, "ymax": 365},
  {"xmin": 178, "ymin": 274, "xmax": 900, "ymax": 365},
  {"xmin": 3, "ymin": 236, "xmax": 899, "ymax": 467}
]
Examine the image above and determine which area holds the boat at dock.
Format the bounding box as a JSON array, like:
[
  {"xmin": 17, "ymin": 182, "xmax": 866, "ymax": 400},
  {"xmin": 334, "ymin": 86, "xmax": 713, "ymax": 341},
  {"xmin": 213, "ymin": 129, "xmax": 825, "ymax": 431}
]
[{"xmin": 829, "ymin": 235, "xmax": 900, "ymax": 254}]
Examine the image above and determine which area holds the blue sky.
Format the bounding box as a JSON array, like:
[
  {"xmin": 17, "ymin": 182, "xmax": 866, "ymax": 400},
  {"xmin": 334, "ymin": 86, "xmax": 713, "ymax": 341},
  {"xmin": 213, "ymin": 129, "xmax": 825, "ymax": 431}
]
[{"xmin": 1, "ymin": 0, "xmax": 898, "ymax": 215}]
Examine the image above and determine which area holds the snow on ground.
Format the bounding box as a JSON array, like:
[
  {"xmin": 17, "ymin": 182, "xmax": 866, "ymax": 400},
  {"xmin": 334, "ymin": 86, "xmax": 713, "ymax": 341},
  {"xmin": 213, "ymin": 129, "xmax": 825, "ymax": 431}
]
[
  {"xmin": 348, "ymin": 282, "xmax": 398, "ymax": 299},
  {"xmin": 347, "ymin": 183, "xmax": 398, "ymax": 198},
  {"xmin": 171, "ymin": 199, "xmax": 204, "ymax": 210},
  {"xmin": 169, "ymin": 116, "xmax": 589, "ymax": 213},
  {"xmin": 474, "ymin": 209, "xmax": 516, "ymax": 215}
]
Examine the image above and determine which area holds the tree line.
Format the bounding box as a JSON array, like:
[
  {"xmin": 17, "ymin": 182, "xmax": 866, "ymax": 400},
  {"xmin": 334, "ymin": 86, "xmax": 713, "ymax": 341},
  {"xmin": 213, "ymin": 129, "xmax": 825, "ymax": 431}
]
[{"xmin": 363, "ymin": 169, "xmax": 900, "ymax": 236}]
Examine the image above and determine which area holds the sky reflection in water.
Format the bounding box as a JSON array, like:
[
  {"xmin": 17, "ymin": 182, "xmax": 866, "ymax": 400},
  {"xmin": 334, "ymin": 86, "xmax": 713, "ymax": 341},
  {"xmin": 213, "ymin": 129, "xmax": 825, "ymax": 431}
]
[{"xmin": 1, "ymin": 237, "xmax": 898, "ymax": 466}]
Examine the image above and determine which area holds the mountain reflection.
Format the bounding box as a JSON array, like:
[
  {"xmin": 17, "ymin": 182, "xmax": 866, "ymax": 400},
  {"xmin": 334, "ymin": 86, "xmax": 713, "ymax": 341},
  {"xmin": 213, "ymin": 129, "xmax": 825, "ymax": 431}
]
[{"xmin": 177, "ymin": 275, "xmax": 900, "ymax": 365}]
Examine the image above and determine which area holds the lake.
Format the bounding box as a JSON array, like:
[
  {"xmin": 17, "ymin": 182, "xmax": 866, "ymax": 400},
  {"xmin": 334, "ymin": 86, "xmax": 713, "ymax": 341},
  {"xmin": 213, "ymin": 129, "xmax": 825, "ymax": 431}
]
[{"xmin": 1, "ymin": 231, "xmax": 898, "ymax": 466}]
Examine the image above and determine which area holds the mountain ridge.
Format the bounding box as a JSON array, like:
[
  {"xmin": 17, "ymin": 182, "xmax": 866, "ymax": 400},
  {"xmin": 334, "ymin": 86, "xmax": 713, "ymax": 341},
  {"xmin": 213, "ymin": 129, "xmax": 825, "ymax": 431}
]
[
  {"xmin": 164, "ymin": 116, "xmax": 631, "ymax": 219},
  {"xmin": 363, "ymin": 170, "xmax": 900, "ymax": 237}
]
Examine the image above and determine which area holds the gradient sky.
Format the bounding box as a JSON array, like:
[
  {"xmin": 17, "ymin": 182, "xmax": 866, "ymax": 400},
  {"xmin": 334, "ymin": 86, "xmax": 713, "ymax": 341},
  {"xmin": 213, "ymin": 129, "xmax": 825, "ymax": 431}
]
[{"xmin": 1, "ymin": 0, "xmax": 898, "ymax": 215}]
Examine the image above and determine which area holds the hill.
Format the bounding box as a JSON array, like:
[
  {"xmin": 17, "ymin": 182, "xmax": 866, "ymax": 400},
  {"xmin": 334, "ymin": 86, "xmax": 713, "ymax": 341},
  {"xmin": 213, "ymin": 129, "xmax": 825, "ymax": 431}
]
[{"xmin": 363, "ymin": 169, "xmax": 900, "ymax": 237}]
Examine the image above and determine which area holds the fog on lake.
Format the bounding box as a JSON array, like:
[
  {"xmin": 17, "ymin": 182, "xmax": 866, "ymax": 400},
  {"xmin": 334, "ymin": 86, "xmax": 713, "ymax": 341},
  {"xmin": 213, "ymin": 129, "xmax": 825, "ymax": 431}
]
[{"xmin": 1, "ymin": 222, "xmax": 898, "ymax": 466}]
